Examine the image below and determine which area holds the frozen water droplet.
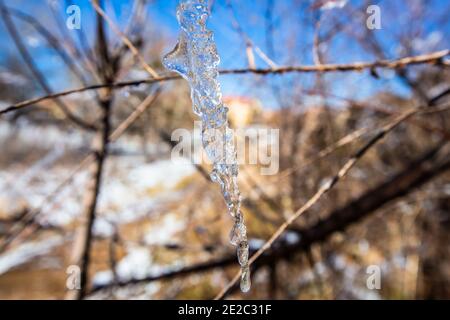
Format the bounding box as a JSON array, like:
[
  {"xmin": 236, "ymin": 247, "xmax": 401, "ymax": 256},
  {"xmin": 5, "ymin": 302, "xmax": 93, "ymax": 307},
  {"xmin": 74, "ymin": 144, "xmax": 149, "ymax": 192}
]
[
  {"xmin": 240, "ymin": 266, "xmax": 251, "ymax": 293},
  {"xmin": 237, "ymin": 241, "xmax": 249, "ymax": 266},
  {"xmin": 230, "ymin": 221, "xmax": 246, "ymax": 246},
  {"xmin": 163, "ymin": 34, "xmax": 190, "ymax": 79}
]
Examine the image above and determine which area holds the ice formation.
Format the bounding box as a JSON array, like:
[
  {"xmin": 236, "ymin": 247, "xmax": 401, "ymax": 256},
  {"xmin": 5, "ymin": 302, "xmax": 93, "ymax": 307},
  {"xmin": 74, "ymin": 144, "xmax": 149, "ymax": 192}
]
[{"xmin": 163, "ymin": 0, "xmax": 250, "ymax": 292}]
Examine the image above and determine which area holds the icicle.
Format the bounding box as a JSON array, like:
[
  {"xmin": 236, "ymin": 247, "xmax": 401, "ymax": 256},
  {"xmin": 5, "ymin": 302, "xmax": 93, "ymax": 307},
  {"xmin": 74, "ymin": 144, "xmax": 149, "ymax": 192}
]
[
  {"xmin": 163, "ymin": 0, "xmax": 250, "ymax": 292},
  {"xmin": 240, "ymin": 265, "xmax": 251, "ymax": 293},
  {"xmin": 237, "ymin": 240, "xmax": 249, "ymax": 266}
]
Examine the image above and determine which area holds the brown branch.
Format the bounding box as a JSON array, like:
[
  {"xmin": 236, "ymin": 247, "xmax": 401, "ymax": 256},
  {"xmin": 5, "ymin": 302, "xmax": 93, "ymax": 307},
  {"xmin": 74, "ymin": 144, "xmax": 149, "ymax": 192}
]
[
  {"xmin": 225, "ymin": 0, "xmax": 277, "ymax": 68},
  {"xmin": 0, "ymin": 90, "xmax": 161, "ymax": 254},
  {"xmin": 225, "ymin": 50, "xmax": 449, "ymax": 74},
  {"xmin": 87, "ymin": 143, "xmax": 450, "ymax": 296},
  {"xmin": 89, "ymin": 255, "xmax": 237, "ymax": 295},
  {"xmin": 51, "ymin": 0, "xmax": 99, "ymax": 79},
  {"xmin": 66, "ymin": 1, "xmax": 114, "ymax": 299},
  {"xmin": 224, "ymin": 143, "xmax": 450, "ymax": 297},
  {"xmin": 90, "ymin": 0, "xmax": 159, "ymax": 78},
  {"xmin": 0, "ymin": 3, "xmax": 96, "ymax": 131},
  {"xmin": 6, "ymin": 7, "xmax": 88, "ymax": 86},
  {"xmin": 272, "ymin": 87, "xmax": 450, "ymax": 187},
  {"xmin": 0, "ymin": 75, "xmax": 175, "ymax": 115},
  {"xmin": 65, "ymin": 101, "xmax": 109, "ymax": 300},
  {"xmin": 213, "ymin": 100, "xmax": 449, "ymax": 300},
  {"xmin": 1, "ymin": 50, "xmax": 448, "ymax": 115}
]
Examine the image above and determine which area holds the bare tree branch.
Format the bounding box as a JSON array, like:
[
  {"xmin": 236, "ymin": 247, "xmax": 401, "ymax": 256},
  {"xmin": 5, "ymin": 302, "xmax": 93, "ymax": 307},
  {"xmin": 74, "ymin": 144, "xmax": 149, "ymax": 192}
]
[
  {"xmin": 1, "ymin": 50, "xmax": 448, "ymax": 115},
  {"xmin": 0, "ymin": 2, "xmax": 96, "ymax": 131},
  {"xmin": 90, "ymin": 0, "xmax": 159, "ymax": 78},
  {"xmin": 214, "ymin": 100, "xmax": 450, "ymax": 300},
  {"xmin": 0, "ymin": 90, "xmax": 161, "ymax": 254},
  {"xmin": 66, "ymin": 1, "xmax": 115, "ymax": 299},
  {"xmin": 88, "ymin": 142, "xmax": 450, "ymax": 296}
]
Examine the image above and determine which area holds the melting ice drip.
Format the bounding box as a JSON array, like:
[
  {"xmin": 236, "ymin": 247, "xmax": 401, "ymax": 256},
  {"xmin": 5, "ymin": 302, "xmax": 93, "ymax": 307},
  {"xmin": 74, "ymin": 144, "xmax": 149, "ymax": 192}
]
[{"xmin": 163, "ymin": 0, "xmax": 250, "ymax": 292}]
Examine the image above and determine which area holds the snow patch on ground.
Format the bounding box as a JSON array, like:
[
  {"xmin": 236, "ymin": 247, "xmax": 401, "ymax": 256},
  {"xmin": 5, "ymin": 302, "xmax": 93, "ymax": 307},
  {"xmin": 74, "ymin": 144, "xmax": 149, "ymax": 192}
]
[
  {"xmin": 144, "ymin": 214, "xmax": 185, "ymax": 246},
  {"xmin": 0, "ymin": 236, "xmax": 63, "ymax": 275}
]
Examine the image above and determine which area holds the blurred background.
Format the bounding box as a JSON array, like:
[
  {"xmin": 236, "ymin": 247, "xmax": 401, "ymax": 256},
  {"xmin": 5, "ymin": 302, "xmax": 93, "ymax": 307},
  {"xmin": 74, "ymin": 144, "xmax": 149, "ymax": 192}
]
[{"xmin": 0, "ymin": 0, "xmax": 449, "ymax": 299}]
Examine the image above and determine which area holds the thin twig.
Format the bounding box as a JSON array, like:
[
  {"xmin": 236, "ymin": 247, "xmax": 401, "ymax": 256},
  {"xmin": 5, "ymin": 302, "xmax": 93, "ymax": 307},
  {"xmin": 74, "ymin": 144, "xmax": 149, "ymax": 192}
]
[
  {"xmin": 1, "ymin": 50, "xmax": 448, "ymax": 115},
  {"xmin": 90, "ymin": 0, "xmax": 159, "ymax": 78},
  {"xmin": 86, "ymin": 143, "xmax": 450, "ymax": 295},
  {"xmin": 213, "ymin": 101, "xmax": 449, "ymax": 300},
  {"xmin": 0, "ymin": 90, "xmax": 161, "ymax": 254},
  {"xmin": 66, "ymin": 1, "xmax": 116, "ymax": 299},
  {"xmin": 0, "ymin": 2, "xmax": 96, "ymax": 131},
  {"xmin": 7, "ymin": 7, "xmax": 88, "ymax": 86}
]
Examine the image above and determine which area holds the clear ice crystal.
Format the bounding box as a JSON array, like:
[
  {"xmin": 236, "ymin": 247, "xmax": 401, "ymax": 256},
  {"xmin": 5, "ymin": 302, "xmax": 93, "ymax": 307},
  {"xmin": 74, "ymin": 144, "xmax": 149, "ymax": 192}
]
[
  {"xmin": 230, "ymin": 220, "xmax": 246, "ymax": 246},
  {"xmin": 237, "ymin": 240, "xmax": 249, "ymax": 266},
  {"xmin": 163, "ymin": 0, "xmax": 250, "ymax": 293},
  {"xmin": 240, "ymin": 266, "xmax": 251, "ymax": 293}
]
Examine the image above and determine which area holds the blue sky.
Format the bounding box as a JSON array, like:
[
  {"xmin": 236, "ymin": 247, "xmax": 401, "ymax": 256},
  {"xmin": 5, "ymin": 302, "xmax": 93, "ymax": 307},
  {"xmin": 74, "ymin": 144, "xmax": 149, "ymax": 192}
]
[{"xmin": 0, "ymin": 0, "xmax": 449, "ymax": 108}]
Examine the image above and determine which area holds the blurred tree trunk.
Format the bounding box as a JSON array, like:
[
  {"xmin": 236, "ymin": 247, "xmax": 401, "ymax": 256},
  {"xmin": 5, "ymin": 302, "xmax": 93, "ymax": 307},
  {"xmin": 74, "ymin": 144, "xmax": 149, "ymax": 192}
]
[
  {"xmin": 66, "ymin": 95, "xmax": 111, "ymax": 300},
  {"xmin": 66, "ymin": 0, "xmax": 115, "ymax": 300},
  {"xmin": 416, "ymin": 196, "xmax": 450, "ymax": 299}
]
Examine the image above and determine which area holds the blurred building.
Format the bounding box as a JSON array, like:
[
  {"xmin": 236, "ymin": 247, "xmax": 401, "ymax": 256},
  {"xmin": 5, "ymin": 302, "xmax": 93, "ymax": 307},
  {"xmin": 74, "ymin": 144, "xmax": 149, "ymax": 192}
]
[{"xmin": 223, "ymin": 96, "xmax": 262, "ymax": 128}]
